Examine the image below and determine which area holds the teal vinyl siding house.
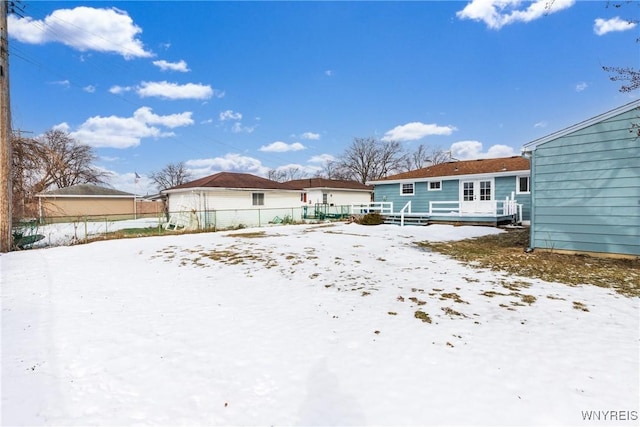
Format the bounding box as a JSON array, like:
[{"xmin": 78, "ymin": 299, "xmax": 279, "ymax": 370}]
[
  {"xmin": 368, "ymin": 156, "xmax": 531, "ymax": 225},
  {"xmin": 523, "ymin": 100, "xmax": 640, "ymax": 258}
]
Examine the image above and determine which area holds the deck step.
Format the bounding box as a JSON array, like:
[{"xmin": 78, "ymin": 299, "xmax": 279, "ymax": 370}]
[{"xmin": 382, "ymin": 214, "xmax": 430, "ymax": 226}]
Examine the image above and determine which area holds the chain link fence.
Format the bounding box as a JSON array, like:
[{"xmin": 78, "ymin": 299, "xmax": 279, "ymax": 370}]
[{"xmin": 12, "ymin": 204, "xmax": 357, "ymax": 249}]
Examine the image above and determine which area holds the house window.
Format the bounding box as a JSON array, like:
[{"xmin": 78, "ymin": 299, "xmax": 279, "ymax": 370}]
[
  {"xmin": 401, "ymin": 183, "xmax": 414, "ymax": 195},
  {"xmin": 479, "ymin": 181, "xmax": 492, "ymax": 201},
  {"xmin": 322, "ymin": 193, "xmax": 328, "ymax": 204},
  {"xmin": 463, "ymin": 182, "xmax": 474, "ymax": 201},
  {"xmin": 252, "ymin": 193, "xmax": 264, "ymax": 206},
  {"xmin": 428, "ymin": 181, "xmax": 441, "ymax": 191},
  {"xmin": 517, "ymin": 176, "xmax": 530, "ymax": 194}
]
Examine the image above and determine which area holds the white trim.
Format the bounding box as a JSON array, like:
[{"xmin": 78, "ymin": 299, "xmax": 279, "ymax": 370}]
[
  {"xmin": 523, "ymin": 99, "xmax": 640, "ymax": 150},
  {"xmin": 400, "ymin": 182, "xmax": 415, "ymax": 196},
  {"xmin": 428, "ymin": 180, "xmax": 442, "ymax": 191},
  {"xmin": 516, "ymin": 175, "xmax": 530, "ymax": 194},
  {"xmin": 251, "ymin": 192, "xmax": 265, "ymax": 206},
  {"xmin": 368, "ymin": 169, "xmax": 529, "ymax": 185}
]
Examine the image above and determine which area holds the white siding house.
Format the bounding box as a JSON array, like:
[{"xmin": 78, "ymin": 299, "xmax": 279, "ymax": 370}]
[
  {"xmin": 162, "ymin": 172, "xmax": 301, "ymax": 229},
  {"xmin": 283, "ymin": 178, "xmax": 373, "ymax": 206}
]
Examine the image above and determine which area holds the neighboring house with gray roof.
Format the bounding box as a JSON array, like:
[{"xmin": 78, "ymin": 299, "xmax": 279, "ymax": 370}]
[{"xmin": 36, "ymin": 184, "xmax": 136, "ymax": 221}]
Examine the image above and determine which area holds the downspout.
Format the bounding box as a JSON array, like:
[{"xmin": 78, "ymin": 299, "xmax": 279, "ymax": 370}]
[{"xmin": 522, "ymin": 149, "xmax": 535, "ymax": 253}]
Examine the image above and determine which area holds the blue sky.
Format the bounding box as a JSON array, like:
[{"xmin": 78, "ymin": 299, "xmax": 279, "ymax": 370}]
[{"xmin": 8, "ymin": 0, "xmax": 639, "ymax": 194}]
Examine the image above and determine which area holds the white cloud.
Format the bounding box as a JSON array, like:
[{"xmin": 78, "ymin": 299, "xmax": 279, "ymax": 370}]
[
  {"xmin": 219, "ymin": 110, "xmax": 243, "ymax": 121},
  {"xmin": 534, "ymin": 121, "xmax": 547, "ymax": 128},
  {"xmin": 260, "ymin": 141, "xmax": 306, "ymax": 152},
  {"xmin": 301, "ymin": 132, "xmax": 321, "ymax": 140},
  {"xmin": 132, "ymin": 106, "xmax": 193, "ymax": 128},
  {"xmin": 309, "ymin": 154, "xmax": 335, "ymax": 164},
  {"xmin": 325, "ymin": 70, "xmax": 333, "ymax": 77},
  {"xmin": 52, "ymin": 122, "xmax": 70, "ymax": 132},
  {"xmin": 152, "ymin": 59, "xmax": 190, "ymax": 72},
  {"xmin": 185, "ymin": 153, "xmax": 270, "ymax": 177},
  {"xmin": 594, "ymin": 17, "xmax": 637, "ymax": 36},
  {"xmin": 83, "ymin": 85, "xmax": 96, "ymax": 93},
  {"xmin": 450, "ymin": 140, "xmax": 515, "ymax": 160},
  {"xmin": 50, "ymin": 80, "xmax": 70, "ymax": 88},
  {"xmin": 456, "ymin": 0, "xmax": 575, "ymax": 30},
  {"xmin": 231, "ymin": 122, "xmax": 256, "ymax": 134},
  {"xmin": 137, "ymin": 81, "xmax": 214, "ymax": 100},
  {"xmin": 64, "ymin": 106, "xmax": 193, "ymax": 149},
  {"xmin": 109, "ymin": 85, "xmax": 133, "ymax": 94},
  {"xmin": 382, "ymin": 122, "xmax": 456, "ymax": 142},
  {"xmin": 575, "ymin": 82, "xmax": 588, "ymax": 92},
  {"xmin": 8, "ymin": 7, "xmax": 152, "ymax": 59}
]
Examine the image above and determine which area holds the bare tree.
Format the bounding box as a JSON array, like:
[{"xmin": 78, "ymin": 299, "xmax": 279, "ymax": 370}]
[
  {"xmin": 602, "ymin": 1, "xmax": 640, "ymax": 90},
  {"xmin": 150, "ymin": 161, "xmax": 192, "ymax": 191},
  {"xmin": 430, "ymin": 147, "xmax": 453, "ymax": 165},
  {"xmin": 603, "ymin": 65, "xmax": 640, "ymax": 92},
  {"xmin": 315, "ymin": 159, "xmax": 351, "ymax": 180},
  {"xmin": 267, "ymin": 166, "xmax": 305, "ymax": 182},
  {"xmin": 546, "ymin": 0, "xmax": 640, "ymax": 92},
  {"xmin": 11, "ymin": 130, "xmax": 109, "ymax": 218},
  {"xmin": 336, "ymin": 137, "xmax": 406, "ymax": 184},
  {"xmin": 34, "ymin": 130, "xmax": 109, "ymax": 191},
  {"xmin": 405, "ymin": 144, "xmax": 428, "ymax": 171}
]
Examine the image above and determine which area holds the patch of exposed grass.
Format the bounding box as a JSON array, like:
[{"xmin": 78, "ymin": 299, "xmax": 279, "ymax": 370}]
[
  {"xmin": 414, "ymin": 310, "xmax": 432, "ymax": 323},
  {"xmin": 520, "ymin": 294, "xmax": 537, "ymax": 305},
  {"xmin": 226, "ymin": 231, "xmax": 268, "ymax": 238},
  {"xmin": 439, "ymin": 292, "xmax": 468, "ymax": 304},
  {"xmin": 408, "ymin": 297, "xmax": 426, "ymax": 306},
  {"xmin": 417, "ymin": 228, "xmax": 640, "ymax": 298},
  {"xmin": 441, "ymin": 306, "xmax": 467, "ymax": 318},
  {"xmin": 573, "ymin": 301, "xmax": 590, "ymax": 312}
]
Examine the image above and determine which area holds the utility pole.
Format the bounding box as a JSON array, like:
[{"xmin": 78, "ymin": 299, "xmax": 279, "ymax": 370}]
[{"xmin": 0, "ymin": 0, "xmax": 11, "ymax": 253}]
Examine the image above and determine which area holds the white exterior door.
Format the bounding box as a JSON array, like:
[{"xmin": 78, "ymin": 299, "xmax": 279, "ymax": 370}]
[{"xmin": 460, "ymin": 180, "xmax": 494, "ymax": 214}]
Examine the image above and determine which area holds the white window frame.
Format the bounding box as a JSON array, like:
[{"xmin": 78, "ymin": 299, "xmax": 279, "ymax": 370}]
[
  {"xmin": 516, "ymin": 176, "xmax": 530, "ymax": 194},
  {"xmin": 428, "ymin": 181, "xmax": 442, "ymax": 191},
  {"xmin": 252, "ymin": 192, "xmax": 265, "ymax": 206},
  {"xmin": 400, "ymin": 183, "xmax": 414, "ymax": 196}
]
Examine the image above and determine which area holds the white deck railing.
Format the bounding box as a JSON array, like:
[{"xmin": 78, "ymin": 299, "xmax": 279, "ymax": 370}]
[
  {"xmin": 399, "ymin": 200, "xmax": 412, "ymax": 227},
  {"xmin": 350, "ymin": 202, "xmax": 393, "ymax": 215},
  {"xmin": 351, "ymin": 198, "xmax": 522, "ymax": 223},
  {"xmin": 429, "ymin": 197, "xmax": 521, "ymax": 222}
]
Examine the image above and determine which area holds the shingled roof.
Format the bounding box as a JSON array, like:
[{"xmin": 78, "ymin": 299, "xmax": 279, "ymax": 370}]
[
  {"xmin": 164, "ymin": 172, "xmax": 289, "ymax": 191},
  {"xmin": 372, "ymin": 156, "xmax": 530, "ymax": 182},
  {"xmin": 282, "ymin": 178, "xmax": 372, "ymax": 191},
  {"xmin": 37, "ymin": 184, "xmax": 134, "ymax": 197}
]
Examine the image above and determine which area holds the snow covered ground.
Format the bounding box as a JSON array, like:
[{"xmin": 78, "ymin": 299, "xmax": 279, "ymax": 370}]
[{"xmin": 1, "ymin": 222, "xmax": 638, "ymax": 426}]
